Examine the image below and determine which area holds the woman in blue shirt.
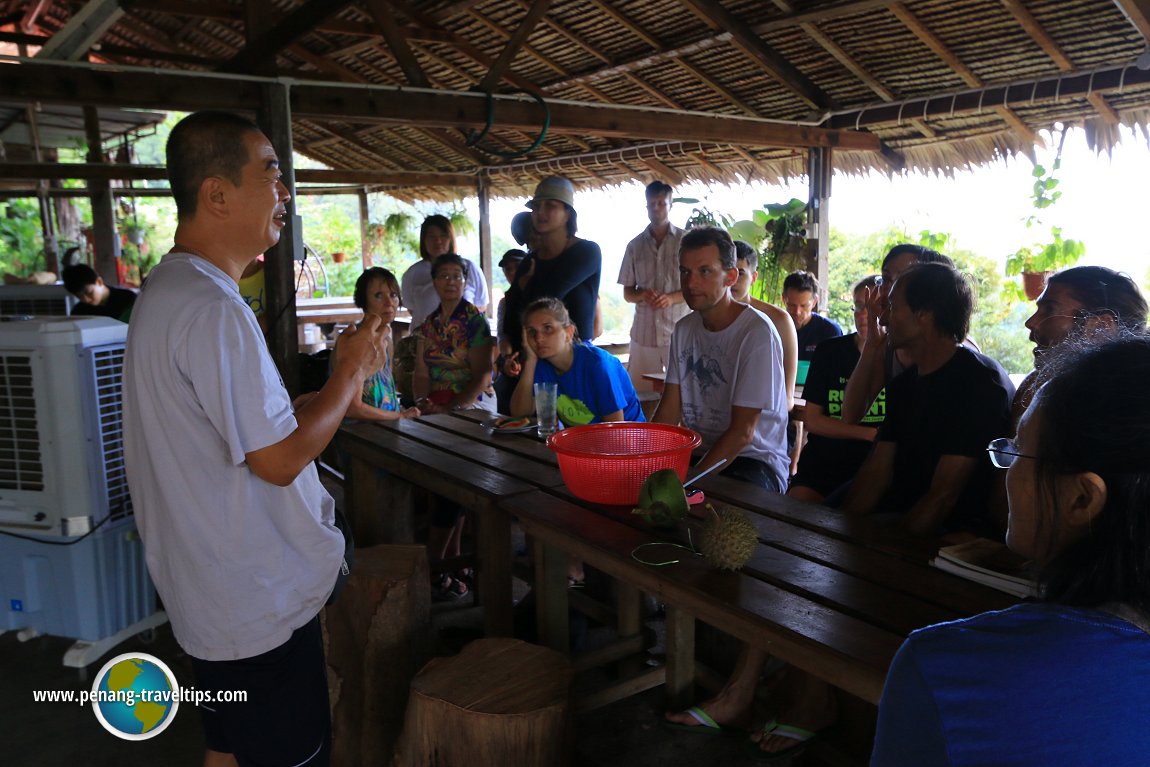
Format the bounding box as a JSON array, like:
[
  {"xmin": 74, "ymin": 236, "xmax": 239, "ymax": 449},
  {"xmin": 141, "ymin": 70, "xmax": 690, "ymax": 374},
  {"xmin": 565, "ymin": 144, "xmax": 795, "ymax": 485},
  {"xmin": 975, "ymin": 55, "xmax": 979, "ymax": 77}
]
[
  {"xmin": 872, "ymin": 335, "xmax": 1150, "ymax": 766},
  {"xmin": 510, "ymin": 296, "xmax": 644, "ymax": 425}
]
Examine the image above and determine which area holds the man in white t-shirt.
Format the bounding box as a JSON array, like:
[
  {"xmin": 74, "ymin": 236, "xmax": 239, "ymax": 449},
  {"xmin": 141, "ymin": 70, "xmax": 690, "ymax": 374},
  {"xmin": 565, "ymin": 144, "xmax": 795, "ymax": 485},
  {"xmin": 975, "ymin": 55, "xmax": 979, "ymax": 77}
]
[
  {"xmin": 653, "ymin": 226, "xmax": 789, "ymax": 491},
  {"xmin": 123, "ymin": 111, "xmax": 383, "ymax": 767},
  {"xmin": 618, "ymin": 181, "xmax": 687, "ymax": 392}
]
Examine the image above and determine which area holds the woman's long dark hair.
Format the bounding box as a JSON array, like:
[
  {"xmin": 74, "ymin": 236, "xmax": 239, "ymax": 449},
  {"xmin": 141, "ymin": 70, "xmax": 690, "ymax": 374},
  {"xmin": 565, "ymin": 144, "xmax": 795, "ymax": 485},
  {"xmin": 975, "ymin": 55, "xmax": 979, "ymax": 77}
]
[
  {"xmin": 1033, "ymin": 335, "xmax": 1150, "ymax": 612},
  {"xmin": 419, "ymin": 214, "xmax": 456, "ymax": 261}
]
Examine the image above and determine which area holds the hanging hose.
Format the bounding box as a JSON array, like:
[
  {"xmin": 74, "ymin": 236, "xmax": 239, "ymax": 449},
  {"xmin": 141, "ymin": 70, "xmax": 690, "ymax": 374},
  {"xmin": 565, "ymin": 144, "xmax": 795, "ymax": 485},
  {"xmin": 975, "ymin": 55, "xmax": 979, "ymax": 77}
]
[{"xmin": 462, "ymin": 88, "xmax": 550, "ymax": 158}]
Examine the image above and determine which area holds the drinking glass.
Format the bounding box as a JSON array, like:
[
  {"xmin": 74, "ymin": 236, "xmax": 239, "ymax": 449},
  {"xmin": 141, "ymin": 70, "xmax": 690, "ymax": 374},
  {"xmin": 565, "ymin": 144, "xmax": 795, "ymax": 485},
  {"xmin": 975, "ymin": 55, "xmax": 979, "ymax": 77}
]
[{"xmin": 534, "ymin": 382, "xmax": 559, "ymax": 437}]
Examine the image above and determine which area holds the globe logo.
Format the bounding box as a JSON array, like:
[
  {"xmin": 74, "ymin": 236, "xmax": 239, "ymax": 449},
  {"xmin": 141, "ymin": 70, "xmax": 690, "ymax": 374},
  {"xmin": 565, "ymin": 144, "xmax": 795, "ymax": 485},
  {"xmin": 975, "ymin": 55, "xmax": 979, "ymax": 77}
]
[{"xmin": 90, "ymin": 653, "xmax": 180, "ymax": 740}]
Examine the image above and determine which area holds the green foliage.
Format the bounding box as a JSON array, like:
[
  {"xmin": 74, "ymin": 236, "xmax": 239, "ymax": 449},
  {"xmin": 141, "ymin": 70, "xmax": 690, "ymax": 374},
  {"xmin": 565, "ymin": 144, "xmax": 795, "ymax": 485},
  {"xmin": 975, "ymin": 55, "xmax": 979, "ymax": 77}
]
[
  {"xmin": 825, "ymin": 226, "xmax": 1032, "ymax": 374},
  {"xmin": 677, "ymin": 198, "xmax": 735, "ymax": 231},
  {"xmin": 824, "ymin": 227, "xmax": 888, "ymax": 329},
  {"xmin": 1004, "ymin": 226, "xmax": 1085, "ymax": 276},
  {"xmin": 1004, "ymin": 127, "xmax": 1083, "ymax": 284},
  {"xmin": 725, "ymin": 199, "xmax": 809, "ymax": 308},
  {"xmin": 0, "ymin": 200, "xmax": 45, "ymax": 274},
  {"xmin": 761, "ymin": 198, "xmax": 807, "ymax": 267}
]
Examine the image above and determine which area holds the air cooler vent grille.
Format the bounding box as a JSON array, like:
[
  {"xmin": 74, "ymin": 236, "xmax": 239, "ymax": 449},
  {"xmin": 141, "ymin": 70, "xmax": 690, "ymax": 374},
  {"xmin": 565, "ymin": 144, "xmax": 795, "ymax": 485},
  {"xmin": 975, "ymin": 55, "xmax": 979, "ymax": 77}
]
[
  {"xmin": 91, "ymin": 346, "xmax": 131, "ymax": 519},
  {"xmin": 0, "ymin": 298, "xmax": 70, "ymax": 316},
  {"xmin": 0, "ymin": 355, "xmax": 42, "ymax": 490}
]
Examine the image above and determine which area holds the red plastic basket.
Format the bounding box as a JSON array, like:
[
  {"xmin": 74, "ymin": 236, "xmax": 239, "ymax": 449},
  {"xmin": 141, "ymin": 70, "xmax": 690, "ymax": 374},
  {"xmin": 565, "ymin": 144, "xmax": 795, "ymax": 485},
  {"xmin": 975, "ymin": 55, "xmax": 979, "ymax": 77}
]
[{"xmin": 546, "ymin": 423, "xmax": 702, "ymax": 505}]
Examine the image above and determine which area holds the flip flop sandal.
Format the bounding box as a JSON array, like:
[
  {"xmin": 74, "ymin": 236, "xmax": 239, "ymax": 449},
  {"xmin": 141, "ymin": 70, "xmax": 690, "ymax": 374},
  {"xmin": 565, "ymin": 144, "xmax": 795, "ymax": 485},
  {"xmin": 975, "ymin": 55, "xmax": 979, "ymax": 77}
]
[
  {"xmin": 745, "ymin": 718, "xmax": 822, "ymax": 762},
  {"xmin": 432, "ymin": 573, "xmax": 469, "ymax": 602},
  {"xmin": 659, "ymin": 706, "xmax": 742, "ymax": 736}
]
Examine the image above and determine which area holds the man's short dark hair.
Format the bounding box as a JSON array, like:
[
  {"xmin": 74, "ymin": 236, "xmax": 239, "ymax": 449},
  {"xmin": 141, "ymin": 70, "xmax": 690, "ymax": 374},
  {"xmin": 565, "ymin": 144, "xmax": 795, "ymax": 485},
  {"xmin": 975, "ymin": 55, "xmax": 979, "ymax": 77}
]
[
  {"xmin": 62, "ymin": 263, "xmax": 100, "ymax": 294},
  {"xmin": 882, "ymin": 243, "xmax": 954, "ymax": 269},
  {"xmin": 783, "ymin": 271, "xmax": 819, "ymax": 295},
  {"xmin": 166, "ymin": 111, "xmax": 263, "ymax": 218},
  {"xmin": 1046, "ymin": 265, "xmax": 1148, "ymax": 333},
  {"xmin": 895, "ymin": 263, "xmax": 974, "ymax": 343},
  {"xmin": 645, "ymin": 181, "xmax": 673, "ymax": 200},
  {"xmin": 680, "ymin": 226, "xmax": 735, "ymax": 269},
  {"xmin": 733, "ymin": 240, "xmax": 756, "ymax": 265}
]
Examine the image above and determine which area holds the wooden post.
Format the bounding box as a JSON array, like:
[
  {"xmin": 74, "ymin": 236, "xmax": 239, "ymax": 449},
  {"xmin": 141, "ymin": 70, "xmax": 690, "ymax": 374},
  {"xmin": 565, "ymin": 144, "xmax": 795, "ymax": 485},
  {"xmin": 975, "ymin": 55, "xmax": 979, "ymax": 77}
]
[
  {"xmin": 25, "ymin": 106, "xmax": 58, "ymax": 275},
  {"xmin": 323, "ymin": 544, "xmax": 431, "ymax": 767},
  {"xmin": 258, "ymin": 83, "xmax": 301, "ymax": 397},
  {"xmin": 394, "ymin": 638, "xmax": 574, "ymax": 767},
  {"xmin": 358, "ymin": 187, "xmax": 371, "ymax": 267},
  {"xmin": 665, "ymin": 605, "xmax": 695, "ymax": 710},
  {"xmin": 535, "ymin": 538, "xmax": 570, "ymax": 654},
  {"xmin": 83, "ymin": 106, "xmax": 120, "ymax": 286},
  {"xmin": 346, "ymin": 455, "xmax": 417, "ymax": 546},
  {"xmin": 807, "ymin": 147, "xmax": 833, "ymax": 309},
  {"xmin": 477, "ymin": 175, "xmax": 493, "ymax": 316}
]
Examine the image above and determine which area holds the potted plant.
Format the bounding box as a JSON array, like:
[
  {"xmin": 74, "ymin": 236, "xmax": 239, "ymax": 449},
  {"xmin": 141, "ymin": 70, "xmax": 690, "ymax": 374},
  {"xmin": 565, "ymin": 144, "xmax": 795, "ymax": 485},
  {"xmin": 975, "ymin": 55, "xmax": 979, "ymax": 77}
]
[
  {"xmin": 1005, "ymin": 130, "xmax": 1083, "ymax": 300},
  {"xmin": 1005, "ymin": 227, "xmax": 1085, "ymax": 300},
  {"xmin": 331, "ymin": 251, "xmax": 347, "ymax": 264}
]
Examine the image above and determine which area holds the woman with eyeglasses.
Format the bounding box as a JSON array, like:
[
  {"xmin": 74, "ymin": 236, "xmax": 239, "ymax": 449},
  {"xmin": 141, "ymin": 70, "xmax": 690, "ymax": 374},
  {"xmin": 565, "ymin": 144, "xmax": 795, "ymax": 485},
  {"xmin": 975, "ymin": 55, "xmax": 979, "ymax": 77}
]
[
  {"xmin": 412, "ymin": 253, "xmax": 496, "ymax": 599},
  {"xmin": 412, "ymin": 253, "xmax": 497, "ymax": 416},
  {"xmin": 871, "ymin": 335, "xmax": 1150, "ymax": 765}
]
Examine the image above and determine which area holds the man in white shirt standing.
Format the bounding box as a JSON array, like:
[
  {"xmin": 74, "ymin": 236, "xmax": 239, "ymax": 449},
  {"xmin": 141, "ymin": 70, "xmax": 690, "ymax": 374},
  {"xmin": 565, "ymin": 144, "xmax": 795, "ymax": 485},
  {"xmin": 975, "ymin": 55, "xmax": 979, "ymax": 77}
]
[
  {"xmin": 653, "ymin": 226, "xmax": 789, "ymax": 491},
  {"xmin": 123, "ymin": 111, "xmax": 383, "ymax": 767},
  {"xmin": 618, "ymin": 181, "xmax": 687, "ymax": 392}
]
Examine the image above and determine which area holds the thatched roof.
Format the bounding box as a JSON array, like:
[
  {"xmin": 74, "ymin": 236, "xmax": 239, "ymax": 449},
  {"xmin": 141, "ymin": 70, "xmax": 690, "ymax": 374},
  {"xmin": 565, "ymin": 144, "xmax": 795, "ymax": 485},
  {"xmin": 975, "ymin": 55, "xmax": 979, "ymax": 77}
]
[{"xmin": 3, "ymin": 0, "xmax": 1150, "ymax": 200}]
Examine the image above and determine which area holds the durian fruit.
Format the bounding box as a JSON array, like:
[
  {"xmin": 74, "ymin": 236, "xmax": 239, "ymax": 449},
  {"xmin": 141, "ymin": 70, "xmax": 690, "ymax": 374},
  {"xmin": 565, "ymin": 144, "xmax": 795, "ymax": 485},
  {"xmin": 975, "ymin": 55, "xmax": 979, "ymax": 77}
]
[
  {"xmin": 632, "ymin": 468, "xmax": 689, "ymax": 528},
  {"xmin": 698, "ymin": 503, "xmax": 758, "ymax": 571}
]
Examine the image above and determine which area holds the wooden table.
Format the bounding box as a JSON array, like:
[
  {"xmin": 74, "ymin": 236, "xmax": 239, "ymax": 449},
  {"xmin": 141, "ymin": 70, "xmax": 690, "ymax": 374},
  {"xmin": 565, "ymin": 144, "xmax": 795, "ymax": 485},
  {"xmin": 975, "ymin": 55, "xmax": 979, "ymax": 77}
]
[
  {"xmin": 339, "ymin": 413, "xmax": 1016, "ymax": 712},
  {"xmin": 337, "ymin": 412, "xmax": 566, "ymax": 636},
  {"xmin": 501, "ymin": 472, "xmax": 1016, "ymax": 708}
]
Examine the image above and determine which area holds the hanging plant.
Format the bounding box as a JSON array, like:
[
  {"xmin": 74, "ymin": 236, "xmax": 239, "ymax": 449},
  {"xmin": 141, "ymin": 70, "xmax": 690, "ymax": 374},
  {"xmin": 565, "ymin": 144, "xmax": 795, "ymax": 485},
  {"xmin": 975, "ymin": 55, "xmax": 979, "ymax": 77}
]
[
  {"xmin": 1004, "ymin": 127, "xmax": 1083, "ymax": 301},
  {"xmin": 762, "ymin": 198, "xmax": 808, "ymax": 271}
]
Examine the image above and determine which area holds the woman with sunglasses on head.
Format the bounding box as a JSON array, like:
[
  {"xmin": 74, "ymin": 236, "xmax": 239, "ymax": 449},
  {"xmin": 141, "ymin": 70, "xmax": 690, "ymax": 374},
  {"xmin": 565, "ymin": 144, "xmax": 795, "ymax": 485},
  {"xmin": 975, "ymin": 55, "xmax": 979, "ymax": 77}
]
[{"xmin": 872, "ymin": 335, "xmax": 1150, "ymax": 765}]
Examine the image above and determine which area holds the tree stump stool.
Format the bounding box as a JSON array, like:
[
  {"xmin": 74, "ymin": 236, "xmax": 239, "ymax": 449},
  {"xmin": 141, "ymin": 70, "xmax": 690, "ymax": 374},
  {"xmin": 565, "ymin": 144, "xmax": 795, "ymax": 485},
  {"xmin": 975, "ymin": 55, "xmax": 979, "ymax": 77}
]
[
  {"xmin": 324, "ymin": 544, "xmax": 431, "ymax": 767},
  {"xmin": 393, "ymin": 638, "xmax": 575, "ymax": 767}
]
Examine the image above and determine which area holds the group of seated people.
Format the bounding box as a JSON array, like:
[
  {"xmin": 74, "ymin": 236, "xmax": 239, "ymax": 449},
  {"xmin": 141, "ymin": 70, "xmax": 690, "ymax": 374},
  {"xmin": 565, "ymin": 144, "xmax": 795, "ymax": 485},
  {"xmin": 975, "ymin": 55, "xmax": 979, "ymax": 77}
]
[{"xmin": 331, "ymin": 184, "xmax": 1150, "ymax": 762}]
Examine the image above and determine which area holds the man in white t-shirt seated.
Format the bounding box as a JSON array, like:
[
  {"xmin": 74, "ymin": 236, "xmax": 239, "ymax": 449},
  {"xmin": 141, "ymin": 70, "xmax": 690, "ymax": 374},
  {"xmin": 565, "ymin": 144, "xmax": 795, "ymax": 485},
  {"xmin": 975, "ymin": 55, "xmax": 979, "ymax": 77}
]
[{"xmin": 652, "ymin": 226, "xmax": 789, "ymax": 491}]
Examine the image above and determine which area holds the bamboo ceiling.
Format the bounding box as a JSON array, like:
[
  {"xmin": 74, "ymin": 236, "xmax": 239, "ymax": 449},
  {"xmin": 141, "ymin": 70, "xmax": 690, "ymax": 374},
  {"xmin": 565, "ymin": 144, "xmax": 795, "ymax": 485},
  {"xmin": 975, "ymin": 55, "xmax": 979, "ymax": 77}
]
[{"xmin": 2, "ymin": 0, "xmax": 1150, "ymax": 200}]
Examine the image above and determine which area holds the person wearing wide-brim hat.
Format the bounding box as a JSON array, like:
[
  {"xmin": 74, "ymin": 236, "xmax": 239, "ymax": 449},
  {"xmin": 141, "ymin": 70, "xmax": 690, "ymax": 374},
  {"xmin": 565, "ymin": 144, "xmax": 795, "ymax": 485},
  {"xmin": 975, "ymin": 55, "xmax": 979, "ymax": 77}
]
[{"xmin": 501, "ymin": 176, "xmax": 603, "ymax": 372}]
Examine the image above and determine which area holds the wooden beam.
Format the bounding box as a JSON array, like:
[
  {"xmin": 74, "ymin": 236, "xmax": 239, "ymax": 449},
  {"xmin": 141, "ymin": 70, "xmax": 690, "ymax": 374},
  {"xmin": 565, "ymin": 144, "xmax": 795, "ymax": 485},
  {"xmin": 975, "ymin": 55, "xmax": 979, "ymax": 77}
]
[
  {"xmin": 674, "ymin": 59, "xmax": 761, "ymax": 116},
  {"xmin": 1114, "ymin": 0, "xmax": 1150, "ymax": 40},
  {"xmin": 889, "ymin": 2, "xmax": 1037, "ymax": 143},
  {"xmin": 824, "ymin": 66, "xmax": 1148, "ymax": 128},
  {"xmin": 429, "ymin": 0, "xmax": 486, "ymax": 22},
  {"xmin": 363, "ymin": 0, "xmax": 429, "ymax": 87},
  {"xmin": 676, "ymin": 0, "xmax": 832, "ymax": 109},
  {"xmin": 554, "ymin": 0, "xmax": 892, "ymax": 92},
  {"xmin": 640, "ymin": 157, "xmax": 685, "ymax": 186},
  {"xmin": 35, "ymin": 0, "xmax": 124, "ymax": 61},
  {"xmin": 287, "ymin": 43, "xmax": 368, "ymax": 83},
  {"xmin": 1000, "ymin": 0, "xmax": 1119, "ymax": 124},
  {"xmin": 0, "ymin": 62, "xmax": 880, "ymax": 151},
  {"xmin": 478, "ymin": 0, "xmax": 555, "ymax": 93},
  {"xmin": 220, "ymin": 0, "xmax": 355, "ymax": 74},
  {"xmin": 0, "ymin": 161, "xmax": 475, "ymax": 187}
]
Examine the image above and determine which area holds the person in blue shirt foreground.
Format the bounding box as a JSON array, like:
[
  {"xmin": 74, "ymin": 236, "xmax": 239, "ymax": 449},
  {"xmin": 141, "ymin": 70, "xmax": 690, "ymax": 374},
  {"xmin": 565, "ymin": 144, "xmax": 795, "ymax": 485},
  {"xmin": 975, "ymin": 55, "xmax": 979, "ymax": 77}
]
[
  {"xmin": 872, "ymin": 334, "xmax": 1150, "ymax": 765},
  {"xmin": 510, "ymin": 296, "xmax": 645, "ymax": 426}
]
